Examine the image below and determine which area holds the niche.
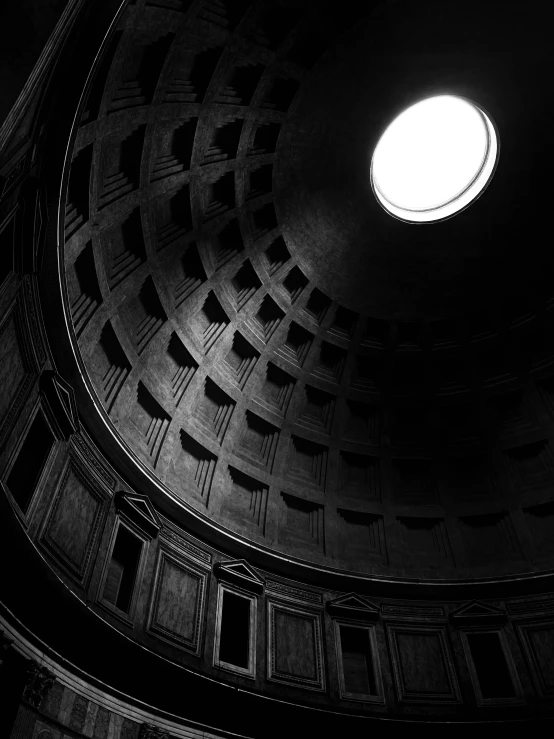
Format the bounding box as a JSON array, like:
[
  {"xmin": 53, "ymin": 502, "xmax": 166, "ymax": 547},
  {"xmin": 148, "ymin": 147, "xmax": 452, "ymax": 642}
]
[
  {"xmin": 5, "ymin": 411, "xmax": 55, "ymax": 515},
  {"xmin": 214, "ymin": 586, "xmax": 256, "ymax": 677},
  {"xmin": 463, "ymin": 631, "xmax": 521, "ymax": 705},
  {"xmin": 101, "ymin": 523, "xmax": 144, "ymax": 616},
  {"xmin": 337, "ymin": 624, "xmax": 381, "ymax": 701}
]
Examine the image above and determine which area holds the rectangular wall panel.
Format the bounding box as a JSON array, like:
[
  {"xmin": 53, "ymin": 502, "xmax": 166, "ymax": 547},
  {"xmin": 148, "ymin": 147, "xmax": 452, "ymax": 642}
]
[
  {"xmin": 0, "ymin": 311, "xmax": 33, "ymax": 445},
  {"xmin": 40, "ymin": 457, "xmax": 108, "ymax": 585},
  {"xmin": 267, "ymin": 601, "xmax": 325, "ymax": 691},
  {"xmin": 148, "ymin": 549, "xmax": 207, "ymax": 655},
  {"xmin": 517, "ymin": 621, "xmax": 554, "ymax": 697},
  {"xmin": 386, "ymin": 623, "xmax": 461, "ymax": 703},
  {"xmin": 0, "ymin": 314, "xmax": 26, "ymax": 420}
]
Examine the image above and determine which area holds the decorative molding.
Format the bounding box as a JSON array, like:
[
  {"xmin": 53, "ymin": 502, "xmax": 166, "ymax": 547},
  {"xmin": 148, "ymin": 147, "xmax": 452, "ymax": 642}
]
[
  {"xmin": 139, "ymin": 724, "xmax": 170, "ymax": 739},
  {"xmin": 327, "ymin": 593, "xmax": 380, "ymax": 622},
  {"xmin": 381, "ymin": 604, "xmax": 444, "ymax": 618},
  {"xmin": 214, "ymin": 559, "xmax": 264, "ymax": 595},
  {"xmin": 265, "ymin": 580, "xmax": 322, "ymax": 605},
  {"xmin": 449, "ymin": 600, "xmax": 507, "ymax": 626},
  {"xmin": 39, "ymin": 370, "xmax": 80, "ymax": 440},
  {"xmin": 115, "ymin": 491, "xmax": 161, "ymax": 539},
  {"xmin": 507, "ymin": 597, "xmax": 554, "ymax": 616},
  {"xmin": 20, "ymin": 274, "xmax": 47, "ymax": 368},
  {"xmin": 159, "ymin": 528, "xmax": 212, "ymax": 566},
  {"xmin": 69, "ymin": 433, "xmax": 117, "ymax": 491},
  {"xmin": 22, "ymin": 660, "xmax": 55, "ymax": 709}
]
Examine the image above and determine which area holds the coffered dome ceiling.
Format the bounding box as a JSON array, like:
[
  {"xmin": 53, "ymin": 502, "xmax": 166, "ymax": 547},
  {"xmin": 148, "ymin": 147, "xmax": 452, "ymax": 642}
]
[{"xmin": 62, "ymin": 0, "xmax": 554, "ymax": 580}]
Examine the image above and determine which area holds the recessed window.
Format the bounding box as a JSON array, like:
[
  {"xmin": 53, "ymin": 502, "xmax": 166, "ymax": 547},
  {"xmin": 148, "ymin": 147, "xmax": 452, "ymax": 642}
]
[
  {"xmin": 371, "ymin": 95, "xmax": 498, "ymax": 223},
  {"xmin": 462, "ymin": 630, "xmax": 523, "ymax": 704},
  {"xmin": 336, "ymin": 622, "xmax": 384, "ymax": 702},
  {"xmin": 101, "ymin": 523, "xmax": 143, "ymax": 615},
  {"xmin": 6, "ymin": 411, "xmax": 55, "ymax": 515},
  {"xmin": 214, "ymin": 584, "xmax": 257, "ymax": 677},
  {"xmin": 340, "ymin": 625, "xmax": 377, "ymax": 694},
  {"xmin": 219, "ymin": 591, "xmax": 251, "ymax": 668},
  {"xmin": 466, "ymin": 631, "xmax": 514, "ymax": 699}
]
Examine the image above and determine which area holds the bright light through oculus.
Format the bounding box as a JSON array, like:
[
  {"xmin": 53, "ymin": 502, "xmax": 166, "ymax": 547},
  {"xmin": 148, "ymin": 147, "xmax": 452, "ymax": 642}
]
[{"xmin": 371, "ymin": 95, "xmax": 498, "ymax": 223}]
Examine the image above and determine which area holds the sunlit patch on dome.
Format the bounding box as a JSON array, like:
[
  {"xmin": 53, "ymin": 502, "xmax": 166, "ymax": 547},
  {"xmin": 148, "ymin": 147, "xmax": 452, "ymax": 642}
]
[{"xmin": 371, "ymin": 95, "xmax": 499, "ymax": 223}]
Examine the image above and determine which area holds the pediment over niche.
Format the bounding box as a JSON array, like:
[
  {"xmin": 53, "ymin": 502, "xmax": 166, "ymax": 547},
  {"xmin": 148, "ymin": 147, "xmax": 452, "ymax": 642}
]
[
  {"xmin": 115, "ymin": 491, "xmax": 161, "ymax": 539},
  {"xmin": 40, "ymin": 370, "xmax": 79, "ymax": 440},
  {"xmin": 214, "ymin": 559, "xmax": 265, "ymax": 594},
  {"xmin": 449, "ymin": 600, "xmax": 507, "ymax": 626},
  {"xmin": 326, "ymin": 593, "xmax": 380, "ymax": 622}
]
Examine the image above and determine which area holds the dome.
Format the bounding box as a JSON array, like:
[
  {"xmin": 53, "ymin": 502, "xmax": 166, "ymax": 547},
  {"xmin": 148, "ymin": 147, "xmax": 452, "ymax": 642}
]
[
  {"xmin": 1, "ymin": 0, "xmax": 554, "ymax": 735},
  {"xmin": 60, "ymin": 0, "xmax": 552, "ymax": 581}
]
